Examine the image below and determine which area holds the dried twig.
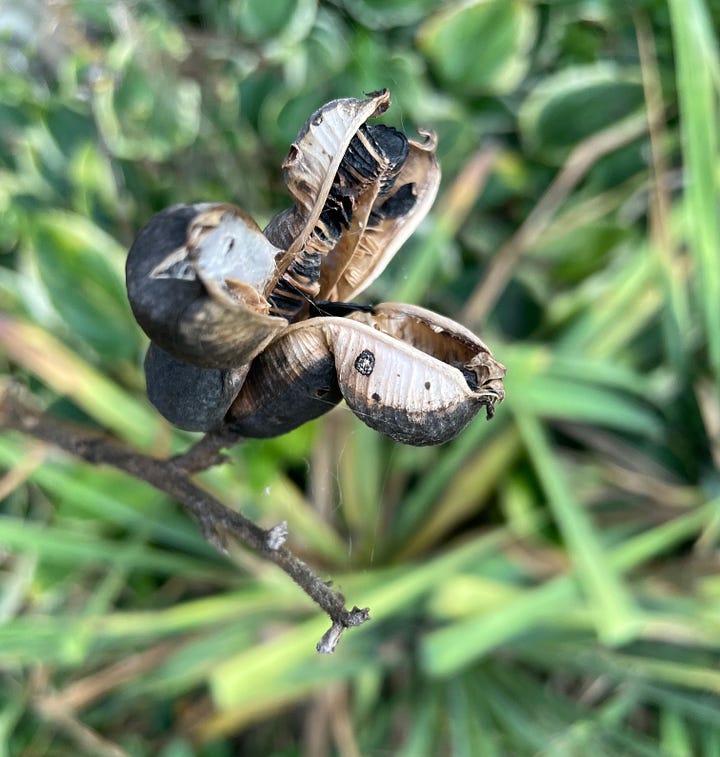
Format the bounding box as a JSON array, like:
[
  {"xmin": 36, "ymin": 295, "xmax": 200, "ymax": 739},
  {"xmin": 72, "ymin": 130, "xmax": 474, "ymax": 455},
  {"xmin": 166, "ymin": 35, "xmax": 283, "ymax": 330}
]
[
  {"xmin": 0, "ymin": 380, "xmax": 369, "ymax": 652},
  {"xmin": 169, "ymin": 427, "xmax": 241, "ymax": 473}
]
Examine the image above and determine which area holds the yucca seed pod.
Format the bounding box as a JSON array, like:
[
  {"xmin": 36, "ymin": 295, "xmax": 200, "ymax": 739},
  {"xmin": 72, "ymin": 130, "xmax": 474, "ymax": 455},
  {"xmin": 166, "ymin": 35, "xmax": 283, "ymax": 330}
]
[
  {"xmin": 126, "ymin": 203, "xmax": 288, "ymax": 369},
  {"xmin": 126, "ymin": 90, "xmax": 504, "ymax": 443}
]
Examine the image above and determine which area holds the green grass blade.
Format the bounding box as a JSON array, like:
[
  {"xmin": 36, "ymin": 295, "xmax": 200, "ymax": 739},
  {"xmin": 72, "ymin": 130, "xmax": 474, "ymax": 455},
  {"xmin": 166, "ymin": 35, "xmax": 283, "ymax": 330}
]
[
  {"xmin": 0, "ymin": 317, "xmax": 167, "ymax": 448},
  {"xmin": 513, "ymin": 411, "xmax": 639, "ymax": 643},
  {"xmin": 668, "ymin": 0, "xmax": 720, "ymax": 383},
  {"xmin": 421, "ymin": 498, "xmax": 720, "ymax": 676},
  {"xmin": 0, "ymin": 516, "xmax": 223, "ymax": 577}
]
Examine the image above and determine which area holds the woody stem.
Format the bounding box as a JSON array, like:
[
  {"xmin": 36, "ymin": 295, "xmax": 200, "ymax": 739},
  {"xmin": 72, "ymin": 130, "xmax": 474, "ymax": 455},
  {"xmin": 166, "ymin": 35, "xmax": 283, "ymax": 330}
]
[{"xmin": 0, "ymin": 380, "xmax": 369, "ymax": 652}]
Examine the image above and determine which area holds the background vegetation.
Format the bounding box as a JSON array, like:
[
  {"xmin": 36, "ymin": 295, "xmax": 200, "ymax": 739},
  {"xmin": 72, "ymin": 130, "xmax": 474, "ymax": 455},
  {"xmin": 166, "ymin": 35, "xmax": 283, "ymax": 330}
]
[{"xmin": 2, "ymin": 0, "xmax": 720, "ymax": 754}]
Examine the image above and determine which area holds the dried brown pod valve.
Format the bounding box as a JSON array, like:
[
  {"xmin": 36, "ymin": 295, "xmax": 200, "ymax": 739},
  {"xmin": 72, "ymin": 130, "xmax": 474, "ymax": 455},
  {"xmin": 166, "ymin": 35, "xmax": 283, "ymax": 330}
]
[
  {"xmin": 227, "ymin": 303, "xmax": 506, "ymax": 446},
  {"xmin": 125, "ymin": 90, "xmax": 506, "ymax": 443},
  {"xmin": 264, "ymin": 90, "xmax": 441, "ymax": 307}
]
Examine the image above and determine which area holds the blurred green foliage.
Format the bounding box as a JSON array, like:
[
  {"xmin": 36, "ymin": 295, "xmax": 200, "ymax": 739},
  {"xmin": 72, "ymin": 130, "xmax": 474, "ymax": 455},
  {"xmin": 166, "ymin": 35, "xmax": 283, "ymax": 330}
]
[{"xmin": 2, "ymin": 0, "xmax": 720, "ymax": 755}]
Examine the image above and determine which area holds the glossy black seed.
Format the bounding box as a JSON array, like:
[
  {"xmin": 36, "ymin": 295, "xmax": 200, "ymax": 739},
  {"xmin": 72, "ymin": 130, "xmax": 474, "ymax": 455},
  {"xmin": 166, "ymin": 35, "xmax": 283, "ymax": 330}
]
[
  {"xmin": 268, "ymin": 288, "xmax": 304, "ymax": 318},
  {"xmin": 318, "ymin": 205, "xmax": 344, "ymax": 240},
  {"xmin": 338, "ymin": 124, "xmax": 409, "ymax": 189},
  {"xmin": 339, "ymin": 194, "xmax": 354, "ymax": 225},
  {"xmin": 309, "ymin": 301, "xmax": 375, "ymax": 318},
  {"xmin": 321, "ymin": 193, "xmax": 353, "ymax": 230},
  {"xmin": 461, "ymin": 367, "xmax": 480, "ymax": 392},
  {"xmin": 342, "ymin": 132, "xmax": 378, "ymax": 180},
  {"xmin": 269, "ymin": 247, "xmax": 322, "ymax": 320},
  {"xmin": 378, "ymin": 183, "xmax": 417, "ymax": 219},
  {"xmin": 366, "ymin": 124, "xmax": 409, "ymax": 168},
  {"xmin": 291, "ymin": 251, "xmax": 321, "ymax": 280}
]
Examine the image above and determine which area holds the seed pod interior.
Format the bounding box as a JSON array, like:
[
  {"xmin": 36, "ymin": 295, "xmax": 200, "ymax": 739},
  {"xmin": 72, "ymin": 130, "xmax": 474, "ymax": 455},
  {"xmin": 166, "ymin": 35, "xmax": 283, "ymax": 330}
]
[
  {"xmin": 185, "ymin": 205, "xmax": 278, "ymax": 302},
  {"xmin": 268, "ymin": 91, "xmax": 392, "ymax": 270},
  {"xmin": 264, "ymin": 94, "xmax": 440, "ymax": 323},
  {"xmin": 325, "ymin": 311, "xmax": 505, "ymax": 445},
  {"xmin": 264, "ymin": 92, "xmax": 399, "ymax": 322},
  {"xmin": 321, "ymin": 130, "xmax": 440, "ymax": 301},
  {"xmin": 348, "ymin": 302, "xmax": 505, "ymax": 395}
]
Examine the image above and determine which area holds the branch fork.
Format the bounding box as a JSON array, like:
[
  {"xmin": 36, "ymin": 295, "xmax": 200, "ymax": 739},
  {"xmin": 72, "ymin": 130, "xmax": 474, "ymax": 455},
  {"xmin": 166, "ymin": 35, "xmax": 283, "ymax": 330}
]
[{"xmin": 0, "ymin": 380, "xmax": 370, "ymax": 653}]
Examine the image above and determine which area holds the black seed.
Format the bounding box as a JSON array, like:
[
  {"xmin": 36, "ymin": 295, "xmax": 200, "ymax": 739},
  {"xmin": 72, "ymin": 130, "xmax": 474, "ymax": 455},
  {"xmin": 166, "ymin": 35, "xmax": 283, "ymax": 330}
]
[
  {"xmin": 291, "ymin": 252, "xmax": 321, "ymax": 279},
  {"xmin": 367, "ymin": 209, "xmax": 382, "ymax": 228},
  {"xmin": 366, "ymin": 124, "xmax": 409, "ymax": 167},
  {"xmin": 369, "ymin": 124, "xmax": 406, "ymax": 159},
  {"xmin": 461, "ymin": 368, "xmax": 480, "ymax": 392},
  {"xmin": 318, "ymin": 206, "xmax": 343, "ymax": 239},
  {"xmin": 309, "ymin": 301, "xmax": 375, "ymax": 318},
  {"xmin": 269, "ymin": 247, "xmax": 322, "ymax": 320},
  {"xmin": 371, "ymin": 392, "xmax": 381, "ymax": 402},
  {"xmin": 366, "ymin": 124, "xmax": 409, "ymax": 193},
  {"xmin": 343, "ymin": 130, "xmax": 378, "ymax": 179},
  {"xmin": 424, "ymin": 381, "xmax": 431, "ymax": 390},
  {"xmin": 268, "ymin": 285, "xmax": 306, "ymax": 319},
  {"xmin": 322, "ymin": 193, "xmax": 352, "ymax": 229},
  {"xmin": 378, "ymin": 183, "xmax": 417, "ymax": 219},
  {"xmin": 338, "ymin": 124, "xmax": 409, "ymax": 188},
  {"xmin": 354, "ymin": 349, "xmax": 375, "ymax": 376},
  {"xmin": 339, "ymin": 194, "xmax": 354, "ymax": 225}
]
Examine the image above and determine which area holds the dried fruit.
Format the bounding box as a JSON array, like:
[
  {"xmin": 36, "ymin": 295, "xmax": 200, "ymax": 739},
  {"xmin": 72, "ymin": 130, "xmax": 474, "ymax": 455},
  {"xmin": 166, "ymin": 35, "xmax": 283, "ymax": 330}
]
[
  {"xmin": 227, "ymin": 303, "xmax": 505, "ymax": 445},
  {"xmin": 126, "ymin": 203, "xmax": 286, "ymax": 369},
  {"xmin": 125, "ymin": 90, "xmax": 506, "ymax": 444}
]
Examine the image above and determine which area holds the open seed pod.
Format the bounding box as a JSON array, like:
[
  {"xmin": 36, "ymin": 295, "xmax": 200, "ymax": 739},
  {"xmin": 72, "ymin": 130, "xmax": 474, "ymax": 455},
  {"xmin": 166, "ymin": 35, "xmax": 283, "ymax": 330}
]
[
  {"xmin": 126, "ymin": 203, "xmax": 288, "ymax": 369},
  {"xmin": 126, "ymin": 92, "xmax": 439, "ymax": 366},
  {"xmin": 227, "ymin": 303, "xmax": 506, "ymax": 446},
  {"xmin": 264, "ymin": 89, "xmax": 441, "ymax": 316},
  {"xmin": 126, "ymin": 90, "xmax": 504, "ymax": 442}
]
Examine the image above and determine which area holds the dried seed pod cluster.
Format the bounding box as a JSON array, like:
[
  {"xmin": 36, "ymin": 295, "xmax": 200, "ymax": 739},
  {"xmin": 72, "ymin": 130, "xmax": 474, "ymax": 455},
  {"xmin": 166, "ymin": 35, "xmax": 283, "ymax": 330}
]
[{"xmin": 126, "ymin": 90, "xmax": 506, "ymax": 444}]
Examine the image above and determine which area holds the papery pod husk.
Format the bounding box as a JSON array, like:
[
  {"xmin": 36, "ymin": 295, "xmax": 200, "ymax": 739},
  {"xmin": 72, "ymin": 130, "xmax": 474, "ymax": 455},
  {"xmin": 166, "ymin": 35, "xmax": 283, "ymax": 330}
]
[
  {"xmin": 264, "ymin": 89, "xmax": 439, "ymax": 302},
  {"xmin": 264, "ymin": 90, "xmax": 440, "ymax": 301},
  {"xmin": 264, "ymin": 91, "xmax": 392, "ymax": 271},
  {"xmin": 318, "ymin": 130, "xmax": 440, "ymax": 301},
  {"xmin": 227, "ymin": 303, "xmax": 505, "ymax": 446},
  {"xmin": 126, "ymin": 203, "xmax": 287, "ymax": 369}
]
